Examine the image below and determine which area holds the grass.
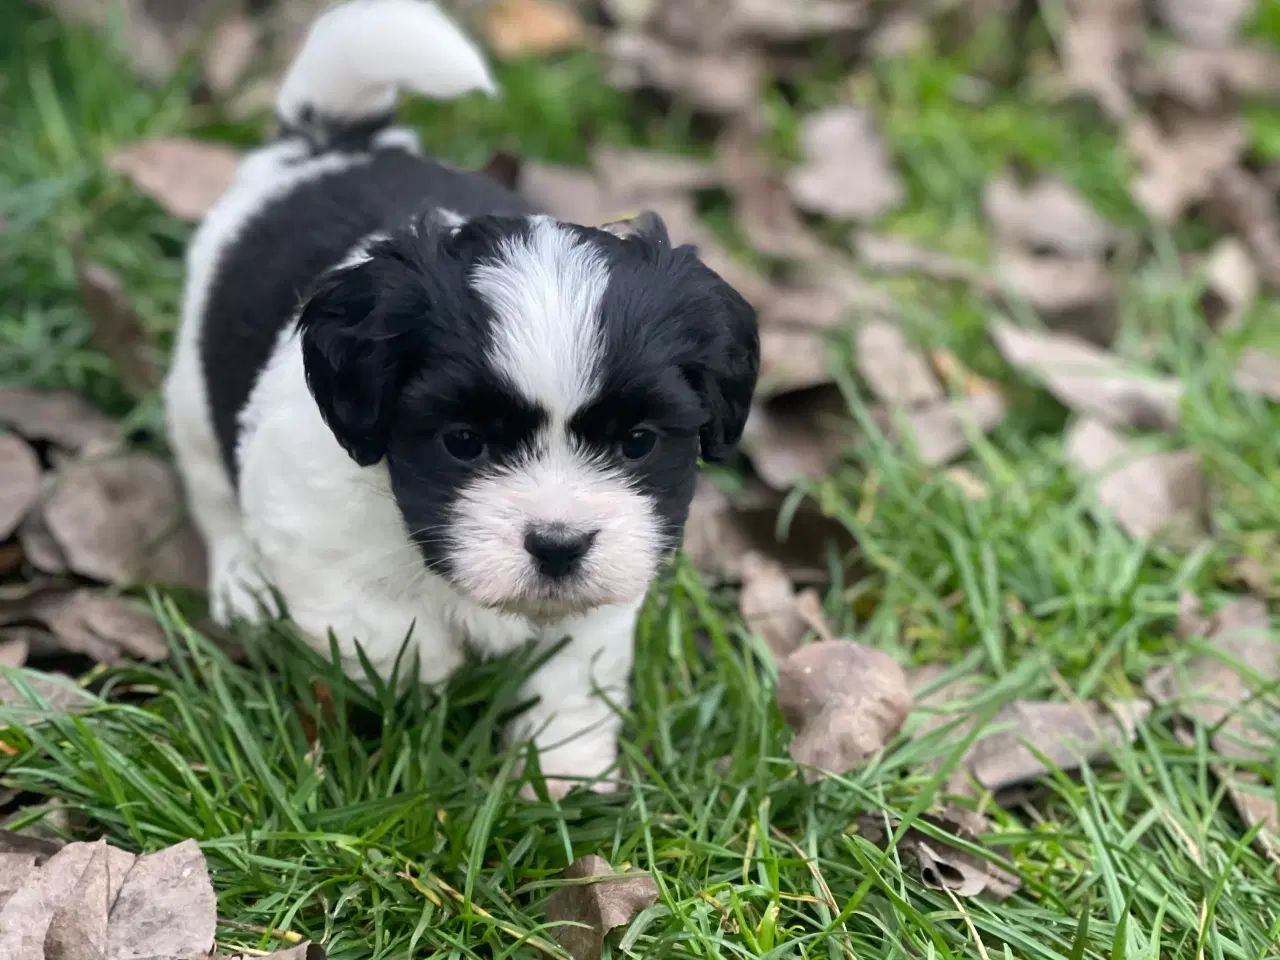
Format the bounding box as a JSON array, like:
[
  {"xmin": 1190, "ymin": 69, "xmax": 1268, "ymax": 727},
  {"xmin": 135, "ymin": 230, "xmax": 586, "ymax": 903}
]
[{"xmin": 3, "ymin": 2, "xmax": 1280, "ymax": 957}]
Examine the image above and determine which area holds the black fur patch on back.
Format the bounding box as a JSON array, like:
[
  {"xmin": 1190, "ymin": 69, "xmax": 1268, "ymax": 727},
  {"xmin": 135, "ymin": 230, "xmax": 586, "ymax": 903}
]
[{"xmin": 198, "ymin": 144, "xmax": 535, "ymax": 485}]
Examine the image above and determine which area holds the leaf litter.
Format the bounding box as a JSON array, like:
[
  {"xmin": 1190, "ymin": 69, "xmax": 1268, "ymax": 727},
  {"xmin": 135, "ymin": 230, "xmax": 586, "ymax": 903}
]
[{"xmin": 544, "ymin": 854, "xmax": 658, "ymax": 960}]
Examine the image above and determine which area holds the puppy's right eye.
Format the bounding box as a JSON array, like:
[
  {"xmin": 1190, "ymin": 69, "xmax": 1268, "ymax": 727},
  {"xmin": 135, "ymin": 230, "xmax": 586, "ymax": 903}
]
[{"xmin": 441, "ymin": 427, "xmax": 485, "ymax": 462}]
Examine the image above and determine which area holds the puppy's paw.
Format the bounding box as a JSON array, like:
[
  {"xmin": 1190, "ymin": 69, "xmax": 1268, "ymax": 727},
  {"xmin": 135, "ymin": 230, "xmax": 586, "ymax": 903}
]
[
  {"xmin": 518, "ymin": 772, "xmax": 623, "ymax": 802},
  {"xmin": 210, "ymin": 546, "xmax": 279, "ymax": 626},
  {"xmin": 515, "ymin": 741, "xmax": 623, "ymax": 801}
]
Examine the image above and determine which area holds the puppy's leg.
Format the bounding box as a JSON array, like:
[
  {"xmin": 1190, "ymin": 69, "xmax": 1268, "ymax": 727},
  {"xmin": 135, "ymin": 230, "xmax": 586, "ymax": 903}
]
[
  {"xmin": 510, "ymin": 601, "xmax": 640, "ymax": 800},
  {"xmin": 164, "ymin": 351, "xmax": 276, "ymax": 626}
]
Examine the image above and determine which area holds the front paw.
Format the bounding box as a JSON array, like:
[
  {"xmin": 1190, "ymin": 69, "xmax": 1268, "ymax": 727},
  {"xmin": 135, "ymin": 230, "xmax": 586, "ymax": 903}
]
[{"xmin": 515, "ymin": 743, "xmax": 623, "ymax": 800}]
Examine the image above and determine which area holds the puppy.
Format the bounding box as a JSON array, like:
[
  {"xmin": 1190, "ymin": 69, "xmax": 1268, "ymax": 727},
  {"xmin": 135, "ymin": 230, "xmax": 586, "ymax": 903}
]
[{"xmin": 164, "ymin": 0, "xmax": 759, "ymax": 796}]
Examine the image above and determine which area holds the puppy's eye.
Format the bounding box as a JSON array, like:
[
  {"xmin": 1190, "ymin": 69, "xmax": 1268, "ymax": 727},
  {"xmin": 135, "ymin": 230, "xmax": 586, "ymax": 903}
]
[
  {"xmin": 441, "ymin": 428, "xmax": 485, "ymax": 462},
  {"xmin": 618, "ymin": 427, "xmax": 657, "ymax": 461}
]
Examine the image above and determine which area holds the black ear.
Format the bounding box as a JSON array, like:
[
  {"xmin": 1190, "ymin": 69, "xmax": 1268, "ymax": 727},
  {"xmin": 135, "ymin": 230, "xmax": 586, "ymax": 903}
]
[
  {"xmin": 296, "ymin": 258, "xmax": 402, "ymax": 467},
  {"xmin": 689, "ymin": 265, "xmax": 760, "ymax": 462}
]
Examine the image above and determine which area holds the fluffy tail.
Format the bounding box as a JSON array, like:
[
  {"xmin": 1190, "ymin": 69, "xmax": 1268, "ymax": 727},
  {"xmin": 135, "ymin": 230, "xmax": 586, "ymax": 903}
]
[{"xmin": 275, "ymin": 0, "xmax": 496, "ymax": 136}]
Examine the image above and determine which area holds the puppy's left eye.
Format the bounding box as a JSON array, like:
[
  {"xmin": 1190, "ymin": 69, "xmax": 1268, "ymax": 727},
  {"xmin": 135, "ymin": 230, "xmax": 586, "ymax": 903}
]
[
  {"xmin": 618, "ymin": 427, "xmax": 657, "ymax": 461},
  {"xmin": 442, "ymin": 427, "xmax": 486, "ymax": 462}
]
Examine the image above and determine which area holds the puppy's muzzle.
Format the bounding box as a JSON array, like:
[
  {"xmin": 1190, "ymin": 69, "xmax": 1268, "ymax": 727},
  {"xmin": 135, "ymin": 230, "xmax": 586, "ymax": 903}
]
[{"xmin": 524, "ymin": 524, "xmax": 599, "ymax": 579}]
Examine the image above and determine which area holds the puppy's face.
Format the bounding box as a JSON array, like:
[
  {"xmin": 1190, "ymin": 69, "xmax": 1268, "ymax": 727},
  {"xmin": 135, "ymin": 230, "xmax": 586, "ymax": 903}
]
[{"xmin": 297, "ymin": 213, "xmax": 758, "ymax": 621}]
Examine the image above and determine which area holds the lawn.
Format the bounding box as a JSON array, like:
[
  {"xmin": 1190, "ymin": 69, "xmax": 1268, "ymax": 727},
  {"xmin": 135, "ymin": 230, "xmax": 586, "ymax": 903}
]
[{"xmin": 2, "ymin": 1, "xmax": 1279, "ymax": 958}]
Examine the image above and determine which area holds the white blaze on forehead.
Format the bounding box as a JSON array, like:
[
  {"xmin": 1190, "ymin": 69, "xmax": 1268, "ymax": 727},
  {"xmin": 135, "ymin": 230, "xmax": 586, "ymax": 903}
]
[{"xmin": 471, "ymin": 217, "xmax": 608, "ymax": 418}]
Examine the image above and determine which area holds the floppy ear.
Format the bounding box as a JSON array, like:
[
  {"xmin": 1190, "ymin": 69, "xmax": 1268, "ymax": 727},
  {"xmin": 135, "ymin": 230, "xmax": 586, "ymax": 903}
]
[
  {"xmin": 296, "ymin": 258, "xmax": 402, "ymax": 467},
  {"xmin": 688, "ymin": 266, "xmax": 760, "ymax": 462}
]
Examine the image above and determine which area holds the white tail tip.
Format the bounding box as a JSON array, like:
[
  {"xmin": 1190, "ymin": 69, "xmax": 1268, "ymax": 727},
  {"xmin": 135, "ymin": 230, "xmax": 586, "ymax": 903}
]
[{"xmin": 276, "ymin": 0, "xmax": 497, "ymax": 127}]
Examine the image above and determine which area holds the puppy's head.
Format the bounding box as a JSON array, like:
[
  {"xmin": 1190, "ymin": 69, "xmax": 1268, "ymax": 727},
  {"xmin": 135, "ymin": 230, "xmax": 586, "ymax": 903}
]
[{"xmin": 296, "ymin": 212, "xmax": 758, "ymax": 621}]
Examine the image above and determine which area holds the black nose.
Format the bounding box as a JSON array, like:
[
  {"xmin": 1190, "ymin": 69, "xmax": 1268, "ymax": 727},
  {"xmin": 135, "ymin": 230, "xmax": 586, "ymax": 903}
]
[{"xmin": 524, "ymin": 526, "xmax": 598, "ymax": 579}]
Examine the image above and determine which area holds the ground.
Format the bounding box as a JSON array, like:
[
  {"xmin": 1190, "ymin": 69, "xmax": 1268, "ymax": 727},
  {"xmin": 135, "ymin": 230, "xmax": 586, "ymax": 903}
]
[{"xmin": 2, "ymin": 1, "xmax": 1280, "ymax": 958}]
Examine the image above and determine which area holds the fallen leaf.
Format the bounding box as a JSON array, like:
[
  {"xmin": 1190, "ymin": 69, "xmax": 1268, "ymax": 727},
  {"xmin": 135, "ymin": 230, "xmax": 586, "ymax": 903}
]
[
  {"xmin": 755, "ymin": 326, "xmax": 836, "ymax": 398},
  {"xmin": 760, "ymin": 263, "xmax": 897, "ymax": 332},
  {"xmin": 739, "ymin": 552, "xmax": 806, "ymax": 658},
  {"xmin": 0, "ymin": 588, "xmax": 169, "ymax": 664},
  {"xmin": 1139, "ymin": 43, "xmax": 1280, "ymax": 110},
  {"xmin": 894, "ymin": 393, "xmax": 1007, "ymax": 467},
  {"xmin": 35, "ymin": 0, "xmax": 209, "ymax": 83},
  {"xmin": 202, "ymin": 10, "xmax": 260, "ymax": 98},
  {"xmin": 740, "ymin": 386, "xmax": 852, "ymax": 488},
  {"xmin": 929, "ymin": 349, "xmax": 1003, "ymax": 400},
  {"xmin": 853, "ymin": 319, "xmax": 944, "ymax": 408},
  {"xmin": 1209, "ymin": 166, "xmax": 1280, "ymax": 290},
  {"xmin": 853, "ymin": 232, "xmax": 988, "ymax": 286},
  {"xmin": 991, "ymin": 322, "xmax": 1183, "ymax": 430},
  {"xmin": 658, "ymin": 0, "xmax": 868, "ymax": 47},
  {"xmin": 786, "ymin": 105, "xmax": 904, "ymax": 221},
  {"xmin": 1200, "ymin": 237, "xmax": 1257, "ymax": 331},
  {"xmin": 484, "ymin": 0, "xmax": 585, "ymax": 59},
  {"xmin": 109, "ymin": 137, "xmax": 241, "ymax": 222},
  {"xmin": 606, "ymin": 30, "xmax": 763, "ymax": 117},
  {"xmin": 681, "ymin": 477, "xmax": 851, "ymax": 582},
  {"xmin": 591, "ymin": 145, "xmax": 721, "ymax": 200},
  {"xmin": 1152, "ymin": 0, "xmax": 1254, "ymax": 48},
  {"xmin": 1064, "ymin": 418, "xmax": 1209, "ymax": 541},
  {"xmin": 944, "ymin": 467, "xmax": 991, "ymax": 500},
  {"xmin": 984, "ymin": 171, "xmax": 1117, "ymax": 257},
  {"xmin": 0, "ymin": 388, "xmax": 119, "ymax": 455},
  {"xmin": 18, "ymin": 507, "xmax": 69, "ymax": 577},
  {"xmin": 1126, "ymin": 111, "xmax": 1246, "ymax": 224},
  {"xmin": 1234, "ymin": 348, "xmax": 1280, "ymax": 400},
  {"xmin": 855, "ymin": 806, "xmax": 1020, "ymax": 900},
  {"xmin": 0, "ymin": 637, "xmax": 28, "ymax": 668},
  {"xmin": 518, "ymin": 162, "xmax": 617, "ymax": 226},
  {"xmin": 964, "ymin": 699, "xmax": 1152, "ymax": 792},
  {"xmin": 0, "ymin": 434, "xmax": 41, "ymax": 541},
  {"xmin": 793, "ymin": 588, "xmax": 833, "ymax": 642},
  {"xmin": 718, "ymin": 122, "xmax": 827, "ymax": 261},
  {"xmin": 1059, "ymin": 0, "xmax": 1143, "ymax": 120},
  {"xmin": 107, "ymin": 839, "xmax": 217, "ymax": 958},
  {"xmin": 1145, "ymin": 592, "xmax": 1276, "ymax": 763},
  {"xmin": 545, "ymin": 854, "xmax": 658, "ymax": 960},
  {"xmin": 776, "ymin": 639, "xmax": 912, "ymax": 782},
  {"xmin": 991, "ymin": 248, "xmax": 1118, "ymax": 346},
  {"xmin": 26, "ymin": 453, "xmax": 207, "ymax": 588},
  {"xmin": 76, "ymin": 259, "xmax": 161, "ymax": 398},
  {"xmin": 1221, "ymin": 770, "xmax": 1280, "ymax": 862}
]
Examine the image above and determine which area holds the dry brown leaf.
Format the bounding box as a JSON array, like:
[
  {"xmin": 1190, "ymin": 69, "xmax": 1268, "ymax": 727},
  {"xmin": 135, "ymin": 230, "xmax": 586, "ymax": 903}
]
[
  {"xmin": 756, "ymin": 326, "xmax": 834, "ymax": 398},
  {"xmin": 1139, "ymin": 43, "xmax": 1280, "ymax": 110},
  {"xmin": 1233, "ymin": 348, "xmax": 1280, "ymax": 400},
  {"xmin": 76, "ymin": 259, "xmax": 161, "ymax": 398},
  {"xmin": 856, "ymin": 806, "xmax": 1020, "ymax": 900},
  {"xmin": 786, "ymin": 106, "xmax": 904, "ymax": 222},
  {"xmin": 658, "ymin": 0, "xmax": 868, "ymax": 47},
  {"xmin": 1220, "ymin": 770, "xmax": 1280, "ymax": 861},
  {"xmin": 944, "ymin": 467, "xmax": 991, "ymax": 500},
  {"xmin": 1200, "ymin": 237, "xmax": 1257, "ymax": 331},
  {"xmin": 1145, "ymin": 592, "xmax": 1276, "ymax": 763},
  {"xmin": 991, "ymin": 322, "xmax": 1183, "ymax": 430},
  {"xmin": 109, "ymin": 137, "xmax": 241, "ymax": 222},
  {"xmin": 894, "ymin": 394, "xmax": 1007, "ymax": 468},
  {"xmin": 36, "ymin": 0, "xmax": 212, "ymax": 84},
  {"xmin": 740, "ymin": 386, "xmax": 852, "ymax": 488},
  {"xmin": 991, "ymin": 248, "xmax": 1117, "ymax": 346},
  {"xmin": 1064, "ymin": 418, "xmax": 1209, "ymax": 541},
  {"xmin": 853, "ymin": 232, "xmax": 988, "ymax": 286},
  {"xmin": 484, "ymin": 0, "xmax": 586, "ymax": 59},
  {"xmin": 853, "ymin": 319, "xmax": 944, "ymax": 408},
  {"xmin": 1209, "ymin": 166, "xmax": 1280, "ymax": 290},
  {"xmin": 719, "ymin": 124, "xmax": 826, "ymax": 262},
  {"xmin": 591, "ymin": 145, "xmax": 721, "ymax": 200},
  {"xmin": 964, "ymin": 699, "xmax": 1151, "ymax": 792},
  {"xmin": 776, "ymin": 639, "xmax": 912, "ymax": 782},
  {"xmin": 18, "ymin": 506, "xmax": 68, "ymax": 577},
  {"xmin": 545, "ymin": 854, "xmax": 658, "ymax": 960},
  {"xmin": 0, "ymin": 434, "xmax": 41, "ymax": 541},
  {"xmin": 0, "ymin": 637, "xmax": 28, "ymax": 668},
  {"xmin": 0, "ymin": 388, "xmax": 118, "ymax": 455},
  {"xmin": 1060, "ymin": 0, "xmax": 1143, "ymax": 120},
  {"xmin": 27, "ymin": 453, "xmax": 207, "ymax": 588},
  {"xmin": 606, "ymin": 30, "xmax": 762, "ymax": 117},
  {"xmin": 0, "ymin": 588, "xmax": 168, "ymax": 664},
  {"xmin": 984, "ymin": 171, "xmax": 1117, "ymax": 257},
  {"xmin": 738, "ymin": 552, "xmax": 806, "ymax": 658},
  {"xmin": 1126, "ymin": 112, "xmax": 1246, "ymax": 224},
  {"xmin": 1152, "ymin": 0, "xmax": 1254, "ymax": 48},
  {"xmin": 518, "ymin": 162, "xmax": 618, "ymax": 226},
  {"xmin": 0, "ymin": 667, "xmax": 97, "ymax": 715},
  {"xmin": 760, "ymin": 262, "xmax": 897, "ymax": 332},
  {"xmin": 681, "ymin": 477, "xmax": 850, "ymax": 582},
  {"xmin": 202, "ymin": 10, "xmax": 260, "ymax": 99}
]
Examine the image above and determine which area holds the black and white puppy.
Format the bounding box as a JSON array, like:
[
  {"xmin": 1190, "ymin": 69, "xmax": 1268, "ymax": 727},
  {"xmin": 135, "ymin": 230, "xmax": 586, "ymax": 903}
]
[{"xmin": 165, "ymin": 0, "xmax": 759, "ymax": 796}]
